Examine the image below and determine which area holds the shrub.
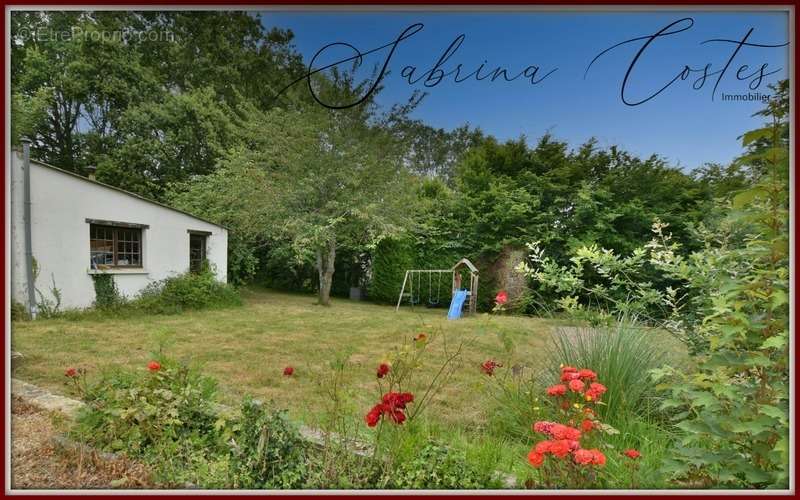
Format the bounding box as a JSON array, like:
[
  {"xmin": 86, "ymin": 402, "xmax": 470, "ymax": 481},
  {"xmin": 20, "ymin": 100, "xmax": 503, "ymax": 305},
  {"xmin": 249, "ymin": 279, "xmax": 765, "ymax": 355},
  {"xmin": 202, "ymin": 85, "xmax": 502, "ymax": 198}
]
[
  {"xmin": 74, "ymin": 359, "xmax": 220, "ymax": 458},
  {"xmin": 230, "ymin": 398, "xmax": 308, "ymax": 489},
  {"xmin": 369, "ymin": 237, "xmax": 415, "ymax": 303},
  {"xmin": 134, "ymin": 266, "xmax": 241, "ymax": 314},
  {"xmin": 388, "ymin": 440, "xmax": 499, "ymax": 489},
  {"xmin": 11, "ymin": 300, "xmax": 30, "ymax": 321},
  {"xmin": 91, "ymin": 273, "xmax": 125, "ymax": 309}
]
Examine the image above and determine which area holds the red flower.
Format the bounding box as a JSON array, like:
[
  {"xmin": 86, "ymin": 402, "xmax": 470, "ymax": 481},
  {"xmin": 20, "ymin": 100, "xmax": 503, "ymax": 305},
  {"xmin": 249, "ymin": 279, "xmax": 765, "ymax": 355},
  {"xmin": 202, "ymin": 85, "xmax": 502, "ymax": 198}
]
[
  {"xmin": 589, "ymin": 449, "xmax": 606, "ymax": 466},
  {"xmin": 573, "ymin": 448, "xmax": 594, "ymax": 465},
  {"xmin": 550, "ymin": 423, "xmax": 581, "ymax": 441},
  {"xmin": 534, "ymin": 440, "xmax": 553, "ymax": 454},
  {"xmin": 624, "ymin": 449, "xmax": 641, "ymax": 459},
  {"xmin": 495, "ymin": 290, "xmax": 508, "ymax": 305},
  {"xmin": 546, "ymin": 384, "xmax": 567, "ymax": 396},
  {"xmin": 548, "ymin": 440, "xmax": 573, "ymax": 458},
  {"xmin": 481, "ymin": 359, "xmax": 501, "ymax": 376},
  {"xmin": 64, "ymin": 367, "xmax": 77, "ymax": 378},
  {"xmin": 581, "ymin": 419, "xmax": 594, "ymax": 432},
  {"xmin": 413, "ymin": 333, "xmax": 428, "ymax": 342},
  {"xmin": 568, "ymin": 379, "xmax": 585, "ymax": 393},
  {"xmin": 561, "ymin": 365, "xmax": 578, "ymax": 374},
  {"xmin": 585, "ymin": 382, "xmax": 607, "ymax": 401},
  {"xmin": 147, "ymin": 361, "xmax": 161, "ymax": 372},
  {"xmin": 533, "ymin": 421, "xmax": 555, "ymax": 435},
  {"xmin": 527, "ymin": 450, "xmax": 545, "ymax": 468},
  {"xmin": 376, "ymin": 363, "xmax": 390, "ymax": 379},
  {"xmin": 283, "ymin": 366, "xmax": 294, "ymax": 376},
  {"xmin": 365, "ymin": 404, "xmax": 383, "ymax": 427},
  {"xmin": 578, "ymin": 368, "xmax": 597, "ymax": 381},
  {"xmin": 561, "ymin": 371, "xmax": 581, "ymax": 382}
]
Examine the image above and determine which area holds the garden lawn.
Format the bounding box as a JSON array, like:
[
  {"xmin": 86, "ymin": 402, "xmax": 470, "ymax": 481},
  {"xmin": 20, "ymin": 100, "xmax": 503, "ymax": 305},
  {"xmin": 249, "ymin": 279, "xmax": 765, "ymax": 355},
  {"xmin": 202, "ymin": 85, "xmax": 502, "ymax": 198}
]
[
  {"xmin": 12, "ymin": 288, "xmax": 565, "ymax": 427},
  {"xmin": 11, "ymin": 288, "xmax": 685, "ymax": 481}
]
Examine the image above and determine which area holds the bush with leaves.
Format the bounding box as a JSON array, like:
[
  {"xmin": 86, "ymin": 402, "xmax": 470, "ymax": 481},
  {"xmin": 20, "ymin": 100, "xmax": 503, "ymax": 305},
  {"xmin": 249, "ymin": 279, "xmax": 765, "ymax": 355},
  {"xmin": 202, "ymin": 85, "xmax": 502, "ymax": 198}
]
[
  {"xmin": 388, "ymin": 440, "xmax": 499, "ymax": 489},
  {"xmin": 134, "ymin": 265, "xmax": 241, "ymax": 314},
  {"xmin": 229, "ymin": 398, "xmax": 308, "ymax": 489}
]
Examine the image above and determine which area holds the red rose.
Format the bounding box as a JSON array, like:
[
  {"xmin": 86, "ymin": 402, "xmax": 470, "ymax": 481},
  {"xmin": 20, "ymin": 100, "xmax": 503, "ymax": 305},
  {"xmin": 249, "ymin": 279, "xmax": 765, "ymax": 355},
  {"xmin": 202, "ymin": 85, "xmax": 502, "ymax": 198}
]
[
  {"xmin": 548, "ymin": 440, "xmax": 573, "ymax": 458},
  {"xmin": 527, "ymin": 450, "xmax": 545, "ymax": 468},
  {"xmin": 578, "ymin": 368, "xmax": 597, "ymax": 381},
  {"xmin": 561, "ymin": 365, "xmax": 578, "ymax": 374},
  {"xmin": 624, "ymin": 449, "xmax": 641, "ymax": 459},
  {"xmin": 147, "ymin": 361, "xmax": 161, "ymax": 372},
  {"xmin": 283, "ymin": 366, "xmax": 294, "ymax": 376},
  {"xmin": 365, "ymin": 404, "xmax": 383, "ymax": 427},
  {"xmin": 568, "ymin": 379, "xmax": 585, "ymax": 393},
  {"xmin": 376, "ymin": 363, "xmax": 390, "ymax": 379},
  {"xmin": 546, "ymin": 384, "xmax": 567, "ymax": 396},
  {"xmin": 573, "ymin": 448, "xmax": 594, "ymax": 465},
  {"xmin": 585, "ymin": 382, "xmax": 607, "ymax": 400},
  {"xmin": 495, "ymin": 290, "xmax": 508, "ymax": 305},
  {"xmin": 581, "ymin": 419, "xmax": 594, "ymax": 432},
  {"xmin": 64, "ymin": 367, "xmax": 78, "ymax": 378},
  {"xmin": 561, "ymin": 371, "xmax": 581, "ymax": 382},
  {"xmin": 481, "ymin": 359, "xmax": 501, "ymax": 376},
  {"xmin": 534, "ymin": 440, "xmax": 553, "ymax": 454},
  {"xmin": 589, "ymin": 449, "xmax": 606, "ymax": 466},
  {"xmin": 550, "ymin": 423, "xmax": 581, "ymax": 441}
]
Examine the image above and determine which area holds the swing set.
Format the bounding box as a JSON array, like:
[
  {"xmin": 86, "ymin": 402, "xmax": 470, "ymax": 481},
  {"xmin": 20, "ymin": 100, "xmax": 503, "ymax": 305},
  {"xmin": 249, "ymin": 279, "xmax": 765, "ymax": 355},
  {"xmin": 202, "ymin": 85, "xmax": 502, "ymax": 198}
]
[{"xmin": 395, "ymin": 258, "xmax": 479, "ymax": 316}]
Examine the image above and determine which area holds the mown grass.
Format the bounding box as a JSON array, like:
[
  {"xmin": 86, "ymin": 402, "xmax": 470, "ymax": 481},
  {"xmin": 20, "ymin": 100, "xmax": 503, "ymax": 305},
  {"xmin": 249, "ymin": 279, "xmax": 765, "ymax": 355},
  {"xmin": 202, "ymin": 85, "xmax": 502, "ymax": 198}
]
[{"xmin": 11, "ymin": 286, "xmax": 686, "ymax": 482}]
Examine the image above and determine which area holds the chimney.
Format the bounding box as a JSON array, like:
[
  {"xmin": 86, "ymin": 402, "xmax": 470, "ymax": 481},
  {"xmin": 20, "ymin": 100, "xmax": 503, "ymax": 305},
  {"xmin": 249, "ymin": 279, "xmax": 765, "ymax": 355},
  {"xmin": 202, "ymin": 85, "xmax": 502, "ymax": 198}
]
[{"xmin": 86, "ymin": 165, "xmax": 97, "ymax": 180}]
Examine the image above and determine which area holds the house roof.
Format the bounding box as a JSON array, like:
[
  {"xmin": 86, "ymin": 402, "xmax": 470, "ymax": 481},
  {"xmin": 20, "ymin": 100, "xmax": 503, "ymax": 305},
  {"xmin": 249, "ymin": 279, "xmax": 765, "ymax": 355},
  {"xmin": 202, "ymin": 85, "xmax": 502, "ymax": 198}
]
[{"xmin": 19, "ymin": 152, "xmax": 227, "ymax": 230}]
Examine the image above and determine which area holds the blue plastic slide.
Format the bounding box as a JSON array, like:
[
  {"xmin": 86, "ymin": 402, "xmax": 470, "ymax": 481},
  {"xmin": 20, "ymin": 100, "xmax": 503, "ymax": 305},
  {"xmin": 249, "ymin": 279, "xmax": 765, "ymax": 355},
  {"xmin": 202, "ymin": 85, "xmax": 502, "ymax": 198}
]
[{"xmin": 447, "ymin": 290, "xmax": 469, "ymax": 320}]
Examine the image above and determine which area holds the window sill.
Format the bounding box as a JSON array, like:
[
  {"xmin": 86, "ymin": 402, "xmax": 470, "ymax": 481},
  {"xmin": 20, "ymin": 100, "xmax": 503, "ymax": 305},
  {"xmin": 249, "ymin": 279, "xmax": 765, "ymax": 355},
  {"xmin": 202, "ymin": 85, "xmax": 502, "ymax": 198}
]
[{"xmin": 88, "ymin": 268, "xmax": 149, "ymax": 275}]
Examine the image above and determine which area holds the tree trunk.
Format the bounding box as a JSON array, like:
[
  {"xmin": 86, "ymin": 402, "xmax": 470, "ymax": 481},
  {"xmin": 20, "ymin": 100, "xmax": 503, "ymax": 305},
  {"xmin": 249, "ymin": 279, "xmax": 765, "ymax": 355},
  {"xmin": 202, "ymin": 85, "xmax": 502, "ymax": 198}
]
[{"xmin": 316, "ymin": 238, "xmax": 336, "ymax": 306}]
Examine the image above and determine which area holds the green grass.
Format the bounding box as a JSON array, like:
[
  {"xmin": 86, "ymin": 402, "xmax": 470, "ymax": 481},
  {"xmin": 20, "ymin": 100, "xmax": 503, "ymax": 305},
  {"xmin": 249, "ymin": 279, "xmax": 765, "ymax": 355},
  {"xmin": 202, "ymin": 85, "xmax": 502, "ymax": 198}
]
[
  {"xmin": 10, "ymin": 287, "xmax": 686, "ymax": 482},
  {"xmin": 12, "ymin": 287, "xmax": 564, "ymax": 429}
]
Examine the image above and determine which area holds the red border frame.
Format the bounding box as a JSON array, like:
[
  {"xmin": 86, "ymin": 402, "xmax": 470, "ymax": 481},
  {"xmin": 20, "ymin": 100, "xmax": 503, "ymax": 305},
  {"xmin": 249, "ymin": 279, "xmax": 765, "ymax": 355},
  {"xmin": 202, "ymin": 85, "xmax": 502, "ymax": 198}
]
[{"xmin": 1, "ymin": 2, "xmax": 796, "ymax": 498}]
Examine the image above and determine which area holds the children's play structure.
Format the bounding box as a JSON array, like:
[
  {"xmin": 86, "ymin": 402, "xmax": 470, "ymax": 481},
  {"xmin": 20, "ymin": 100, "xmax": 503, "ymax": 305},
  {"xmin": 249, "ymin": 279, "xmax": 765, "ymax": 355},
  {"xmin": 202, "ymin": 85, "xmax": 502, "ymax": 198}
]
[{"xmin": 395, "ymin": 258, "xmax": 479, "ymax": 319}]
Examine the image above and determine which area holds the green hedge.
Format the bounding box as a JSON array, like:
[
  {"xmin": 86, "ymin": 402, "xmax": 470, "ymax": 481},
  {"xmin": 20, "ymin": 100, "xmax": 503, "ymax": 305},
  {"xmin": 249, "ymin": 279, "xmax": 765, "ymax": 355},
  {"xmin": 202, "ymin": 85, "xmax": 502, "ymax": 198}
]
[{"xmin": 369, "ymin": 238, "xmax": 416, "ymax": 304}]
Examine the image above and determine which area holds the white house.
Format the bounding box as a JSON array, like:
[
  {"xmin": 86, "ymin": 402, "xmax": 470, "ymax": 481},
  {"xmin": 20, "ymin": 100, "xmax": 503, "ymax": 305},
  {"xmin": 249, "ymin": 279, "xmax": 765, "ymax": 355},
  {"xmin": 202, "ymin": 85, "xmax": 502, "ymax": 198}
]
[{"xmin": 8, "ymin": 144, "xmax": 228, "ymax": 313}]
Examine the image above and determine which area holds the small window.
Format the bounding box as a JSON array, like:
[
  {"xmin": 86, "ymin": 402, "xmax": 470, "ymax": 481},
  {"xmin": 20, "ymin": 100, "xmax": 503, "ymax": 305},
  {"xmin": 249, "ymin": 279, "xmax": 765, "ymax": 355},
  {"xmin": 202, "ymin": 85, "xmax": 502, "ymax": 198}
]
[
  {"xmin": 189, "ymin": 233, "xmax": 207, "ymax": 273},
  {"xmin": 90, "ymin": 224, "xmax": 142, "ymax": 268}
]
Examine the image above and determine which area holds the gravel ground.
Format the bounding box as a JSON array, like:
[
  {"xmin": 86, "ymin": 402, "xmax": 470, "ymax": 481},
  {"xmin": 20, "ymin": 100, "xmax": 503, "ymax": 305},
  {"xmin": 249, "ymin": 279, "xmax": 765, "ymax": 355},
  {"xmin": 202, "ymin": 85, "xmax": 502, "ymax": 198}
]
[{"xmin": 10, "ymin": 396, "xmax": 152, "ymax": 489}]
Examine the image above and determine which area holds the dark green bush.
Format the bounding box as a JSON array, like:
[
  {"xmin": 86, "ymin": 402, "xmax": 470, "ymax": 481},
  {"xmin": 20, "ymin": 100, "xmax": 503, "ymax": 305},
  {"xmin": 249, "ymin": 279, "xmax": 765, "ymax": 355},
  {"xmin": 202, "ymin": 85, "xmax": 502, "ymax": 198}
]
[
  {"xmin": 230, "ymin": 398, "xmax": 308, "ymax": 489},
  {"xmin": 369, "ymin": 237, "xmax": 416, "ymax": 303},
  {"xmin": 135, "ymin": 266, "xmax": 241, "ymax": 314},
  {"xmin": 91, "ymin": 273, "xmax": 125, "ymax": 309}
]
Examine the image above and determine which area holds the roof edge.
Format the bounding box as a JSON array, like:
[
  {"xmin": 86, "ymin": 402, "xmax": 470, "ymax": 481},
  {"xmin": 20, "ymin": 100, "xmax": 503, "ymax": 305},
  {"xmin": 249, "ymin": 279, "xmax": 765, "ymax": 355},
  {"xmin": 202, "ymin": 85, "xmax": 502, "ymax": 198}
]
[{"xmin": 13, "ymin": 150, "xmax": 228, "ymax": 230}]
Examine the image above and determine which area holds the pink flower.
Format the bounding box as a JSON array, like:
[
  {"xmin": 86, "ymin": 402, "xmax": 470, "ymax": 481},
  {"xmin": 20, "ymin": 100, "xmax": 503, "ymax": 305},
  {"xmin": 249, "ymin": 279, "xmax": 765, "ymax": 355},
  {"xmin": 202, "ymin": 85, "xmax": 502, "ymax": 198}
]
[
  {"xmin": 624, "ymin": 449, "xmax": 641, "ymax": 459},
  {"xmin": 585, "ymin": 382, "xmax": 607, "ymax": 400},
  {"xmin": 578, "ymin": 368, "xmax": 597, "ymax": 381},
  {"xmin": 495, "ymin": 290, "xmax": 508, "ymax": 305},
  {"xmin": 573, "ymin": 448, "xmax": 594, "ymax": 465},
  {"xmin": 533, "ymin": 421, "xmax": 555, "ymax": 435}
]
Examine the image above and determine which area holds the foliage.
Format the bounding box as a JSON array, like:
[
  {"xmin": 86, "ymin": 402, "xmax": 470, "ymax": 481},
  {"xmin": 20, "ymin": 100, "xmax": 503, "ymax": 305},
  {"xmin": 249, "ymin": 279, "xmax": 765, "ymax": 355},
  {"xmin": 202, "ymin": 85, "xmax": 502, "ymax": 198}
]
[
  {"xmin": 369, "ymin": 237, "xmax": 416, "ymax": 303},
  {"xmin": 388, "ymin": 440, "xmax": 498, "ymax": 489},
  {"xmin": 649, "ymin": 86, "xmax": 789, "ymax": 488},
  {"xmin": 545, "ymin": 324, "xmax": 670, "ymax": 426},
  {"xmin": 11, "ymin": 300, "xmax": 30, "ymax": 321},
  {"xmin": 73, "ymin": 359, "xmax": 223, "ymax": 485},
  {"xmin": 134, "ymin": 266, "xmax": 241, "ymax": 314},
  {"xmin": 91, "ymin": 273, "xmax": 124, "ymax": 309},
  {"xmin": 229, "ymin": 398, "xmax": 308, "ymax": 489}
]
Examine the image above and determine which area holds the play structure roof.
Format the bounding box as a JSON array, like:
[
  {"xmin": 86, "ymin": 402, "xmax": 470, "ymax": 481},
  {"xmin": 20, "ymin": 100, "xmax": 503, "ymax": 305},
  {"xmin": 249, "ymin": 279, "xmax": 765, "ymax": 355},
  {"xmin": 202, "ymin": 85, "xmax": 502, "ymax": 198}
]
[{"xmin": 451, "ymin": 258, "xmax": 478, "ymax": 273}]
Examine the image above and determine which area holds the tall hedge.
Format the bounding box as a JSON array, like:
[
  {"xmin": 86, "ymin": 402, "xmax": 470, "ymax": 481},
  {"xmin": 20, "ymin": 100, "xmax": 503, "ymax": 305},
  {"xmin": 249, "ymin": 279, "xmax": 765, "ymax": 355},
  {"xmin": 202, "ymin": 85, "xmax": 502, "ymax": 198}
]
[{"xmin": 369, "ymin": 238, "xmax": 416, "ymax": 303}]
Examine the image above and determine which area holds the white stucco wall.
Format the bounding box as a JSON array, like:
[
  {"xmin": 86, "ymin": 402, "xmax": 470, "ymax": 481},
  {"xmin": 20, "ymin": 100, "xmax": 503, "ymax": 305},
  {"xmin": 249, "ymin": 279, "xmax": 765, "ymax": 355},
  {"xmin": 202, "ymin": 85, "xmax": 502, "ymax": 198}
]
[{"xmin": 9, "ymin": 150, "xmax": 228, "ymax": 310}]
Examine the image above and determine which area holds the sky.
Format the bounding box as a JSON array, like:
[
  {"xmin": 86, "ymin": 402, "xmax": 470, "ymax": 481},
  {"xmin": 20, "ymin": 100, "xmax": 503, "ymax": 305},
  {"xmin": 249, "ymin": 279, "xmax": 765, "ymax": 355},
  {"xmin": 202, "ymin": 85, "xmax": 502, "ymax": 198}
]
[{"xmin": 260, "ymin": 10, "xmax": 790, "ymax": 171}]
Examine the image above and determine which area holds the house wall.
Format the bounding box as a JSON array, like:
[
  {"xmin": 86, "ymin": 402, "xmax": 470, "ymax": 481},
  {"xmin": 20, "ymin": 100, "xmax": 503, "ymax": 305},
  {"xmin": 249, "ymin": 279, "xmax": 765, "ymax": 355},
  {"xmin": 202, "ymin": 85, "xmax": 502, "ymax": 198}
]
[{"xmin": 9, "ymin": 150, "xmax": 228, "ymax": 310}]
